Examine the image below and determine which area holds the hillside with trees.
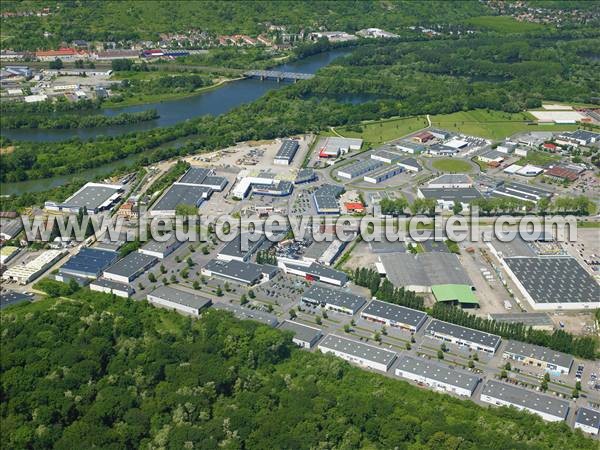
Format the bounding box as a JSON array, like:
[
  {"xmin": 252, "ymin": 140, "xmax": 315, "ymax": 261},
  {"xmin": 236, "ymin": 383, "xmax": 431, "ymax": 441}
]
[{"xmin": 1, "ymin": 289, "xmax": 597, "ymax": 449}]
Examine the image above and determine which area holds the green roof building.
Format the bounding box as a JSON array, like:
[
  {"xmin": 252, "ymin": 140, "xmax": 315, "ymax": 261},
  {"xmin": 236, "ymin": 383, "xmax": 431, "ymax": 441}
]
[{"xmin": 432, "ymin": 284, "xmax": 478, "ymax": 308}]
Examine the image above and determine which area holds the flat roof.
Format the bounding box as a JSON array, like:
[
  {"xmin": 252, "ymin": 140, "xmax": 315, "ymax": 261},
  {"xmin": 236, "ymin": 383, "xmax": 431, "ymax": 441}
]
[
  {"xmin": 0, "ymin": 291, "xmax": 33, "ymax": 309},
  {"xmin": 62, "ymin": 182, "xmax": 122, "ymax": 210},
  {"xmin": 275, "ymin": 139, "xmax": 299, "ymax": 160},
  {"xmin": 60, "ymin": 247, "xmax": 117, "ymax": 275},
  {"xmin": 432, "ymin": 284, "xmax": 478, "ymax": 305},
  {"xmin": 295, "ymin": 168, "xmax": 316, "ymax": 183},
  {"xmin": 320, "ymin": 136, "xmax": 363, "ymax": 151},
  {"xmin": 372, "ymin": 149, "xmax": 401, "ymax": 161},
  {"xmin": 380, "ymin": 253, "xmax": 472, "ymax": 288},
  {"xmin": 427, "ymin": 319, "xmax": 501, "ymax": 349},
  {"xmin": 504, "ymin": 257, "xmax": 600, "ymax": 305},
  {"xmin": 148, "ymin": 285, "xmax": 211, "ymax": 310},
  {"xmin": 419, "ymin": 187, "xmax": 482, "ymax": 203},
  {"xmin": 575, "ymin": 407, "xmax": 600, "ymax": 430},
  {"xmin": 303, "ymin": 284, "xmax": 366, "ymax": 312},
  {"xmin": 338, "ymin": 159, "xmax": 383, "ymax": 178},
  {"xmin": 212, "ymin": 302, "xmax": 278, "ymax": 326},
  {"xmin": 362, "ymin": 300, "xmax": 427, "ymax": 327},
  {"xmin": 504, "ymin": 340, "xmax": 574, "ymax": 369},
  {"xmin": 140, "ymin": 234, "xmax": 179, "ymax": 253},
  {"xmin": 395, "ymin": 140, "xmax": 425, "ymax": 151},
  {"xmin": 152, "ymin": 184, "xmax": 212, "ymax": 212},
  {"xmin": 397, "ymin": 355, "xmax": 480, "ymax": 391},
  {"xmin": 104, "ymin": 252, "xmax": 157, "ymax": 278},
  {"xmin": 428, "ymin": 174, "xmax": 472, "ymax": 186},
  {"xmin": 280, "ymin": 320, "xmax": 322, "ymax": 343},
  {"xmin": 0, "ymin": 217, "xmax": 23, "ymax": 239},
  {"xmin": 398, "ymin": 158, "xmax": 421, "ymax": 169},
  {"xmin": 482, "ymin": 380, "xmax": 569, "ymax": 419},
  {"xmin": 91, "ymin": 277, "xmax": 134, "ymax": 293},
  {"xmin": 319, "ymin": 334, "xmax": 396, "ymax": 365},
  {"xmin": 178, "ymin": 167, "xmax": 211, "ymax": 185},
  {"xmin": 489, "ymin": 312, "xmax": 553, "ymax": 327},
  {"xmin": 218, "ymin": 233, "xmax": 263, "ymax": 259},
  {"xmin": 369, "ymin": 240, "xmax": 406, "ymax": 253},
  {"xmin": 204, "ymin": 258, "xmax": 265, "ymax": 284}
]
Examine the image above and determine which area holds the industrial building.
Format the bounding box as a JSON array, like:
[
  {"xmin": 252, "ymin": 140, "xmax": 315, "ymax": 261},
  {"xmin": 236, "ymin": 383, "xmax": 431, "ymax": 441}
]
[
  {"xmin": 150, "ymin": 184, "xmax": 212, "ymax": 216},
  {"xmin": 103, "ymin": 251, "xmax": 157, "ymax": 284},
  {"xmin": 480, "ymin": 380, "xmax": 569, "ymax": 422},
  {"xmin": 363, "ymin": 165, "xmax": 403, "ymax": 184},
  {"xmin": 380, "ymin": 252, "xmax": 472, "ymax": 293},
  {"xmin": 90, "ymin": 277, "xmax": 134, "ymax": 298},
  {"xmin": 0, "ymin": 217, "xmax": 23, "ymax": 241},
  {"xmin": 217, "ymin": 233, "xmax": 265, "ymax": 262},
  {"xmin": 371, "ymin": 149, "xmax": 401, "ymax": 164},
  {"xmin": 251, "ymin": 180, "xmax": 293, "ymax": 196},
  {"xmin": 337, "ymin": 160, "xmax": 383, "ymax": 180},
  {"xmin": 45, "ymin": 182, "xmax": 124, "ymax": 214},
  {"xmin": 1, "ymin": 291, "xmax": 33, "ymax": 310},
  {"xmin": 58, "ymin": 247, "xmax": 118, "ymax": 279},
  {"xmin": 427, "ymin": 143, "xmax": 458, "ymax": 156},
  {"xmin": 431, "ymin": 284, "xmax": 478, "ymax": 308},
  {"xmin": 279, "ymin": 320, "xmax": 323, "ymax": 348},
  {"xmin": 138, "ymin": 234, "xmax": 183, "ymax": 259},
  {"xmin": 428, "ymin": 128, "xmax": 452, "ymax": 140},
  {"xmin": 232, "ymin": 173, "xmax": 292, "ymax": 199},
  {"xmin": 212, "ymin": 302, "xmax": 279, "ymax": 327},
  {"xmin": 318, "ymin": 137, "xmax": 363, "ymax": 158},
  {"xmin": 147, "ymin": 285, "xmax": 212, "ymax": 316},
  {"xmin": 278, "ymin": 260, "xmax": 348, "ymax": 286},
  {"xmin": 574, "ymin": 407, "xmax": 600, "ymax": 435},
  {"xmin": 301, "ymin": 284, "xmax": 366, "ymax": 315},
  {"xmin": 178, "ymin": 167, "xmax": 227, "ymax": 191},
  {"xmin": 503, "ymin": 164, "xmax": 543, "ymax": 177},
  {"xmin": 555, "ymin": 130, "xmax": 600, "ymax": 147},
  {"xmin": 502, "ymin": 340, "xmax": 574, "ymax": 374},
  {"xmin": 397, "ymin": 158, "xmax": 422, "ymax": 172},
  {"xmin": 497, "ymin": 141, "xmax": 517, "ymax": 154},
  {"xmin": 394, "ymin": 141, "xmax": 424, "ymax": 154},
  {"xmin": 313, "ymin": 184, "xmax": 344, "ymax": 214},
  {"xmin": 274, "ymin": 139, "xmax": 300, "ymax": 165},
  {"xmin": 318, "ymin": 334, "xmax": 397, "ymax": 372},
  {"xmin": 2, "ymin": 250, "xmax": 65, "ymax": 285},
  {"xmin": 427, "ymin": 174, "xmax": 473, "ymax": 189},
  {"xmin": 417, "ymin": 187, "xmax": 482, "ymax": 211},
  {"xmin": 491, "ymin": 181, "xmax": 552, "ymax": 204},
  {"xmin": 487, "ymin": 313, "xmax": 554, "ymax": 331},
  {"xmin": 478, "ymin": 150, "xmax": 505, "ymax": 165},
  {"xmin": 502, "ymin": 256, "xmax": 600, "ymax": 310},
  {"xmin": 425, "ymin": 319, "xmax": 501, "ymax": 354},
  {"xmin": 302, "ymin": 239, "xmax": 347, "ymax": 266},
  {"xmin": 395, "ymin": 355, "xmax": 481, "ymax": 397},
  {"xmin": 413, "ymin": 131, "xmax": 434, "ymax": 143},
  {"xmin": 295, "ymin": 168, "xmax": 317, "ymax": 184},
  {"xmin": 360, "ymin": 300, "xmax": 427, "ymax": 332},
  {"xmin": 201, "ymin": 259, "xmax": 278, "ymax": 285}
]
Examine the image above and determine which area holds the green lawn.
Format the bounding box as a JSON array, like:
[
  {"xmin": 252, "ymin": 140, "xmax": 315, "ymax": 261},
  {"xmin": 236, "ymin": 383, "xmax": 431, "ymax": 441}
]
[
  {"xmin": 431, "ymin": 158, "xmax": 473, "ymax": 173},
  {"xmin": 516, "ymin": 150, "xmax": 560, "ymax": 166},
  {"xmin": 336, "ymin": 116, "xmax": 429, "ymax": 146},
  {"xmin": 430, "ymin": 109, "xmax": 579, "ymax": 140},
  {"xmin": 465, "ymin": 16, "xmax": 545, "ymax": 33}
]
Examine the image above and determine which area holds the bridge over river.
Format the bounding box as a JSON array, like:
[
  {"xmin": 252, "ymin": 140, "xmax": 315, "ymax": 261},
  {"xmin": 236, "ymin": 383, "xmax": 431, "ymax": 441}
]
[{"xmin": 244, "ymin": 70, "xmax": 315, "ymax": 82}]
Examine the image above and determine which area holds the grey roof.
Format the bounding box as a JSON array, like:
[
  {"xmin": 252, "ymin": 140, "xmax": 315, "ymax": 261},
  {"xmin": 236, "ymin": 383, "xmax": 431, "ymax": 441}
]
[
  {"xmin": 295, "ymin": 168, "xmax": 316, "ymax": 183},
  {"xmin": 60, "ymin": 247, "xmax": 118, "ymax": 276},
  {"xmin": 218, "ymin": 233, "xmax": 264, "ymax": 260},
  {"xmin": 381, "ymin": 253, "xmax": 472, "ymax": 287},
  {"xmin": 280, "ymin": 320, "xmax": 322, "ymax": 344},
  {"xmin": 490, "ymin": 236, "xmax": 537, "ymax": 258},
  {"xmin": 284, "ymin": 261, "xmax": 348, "ymax": 285},
  {"xmin": 212, "ymin": 302, "xmax": 278, "ymax": 326},
  {"xmin": 304, "ymin": 240, "xmax": 333, "ymax": 260},
  {"xmin": 395, "ymin": 140, "xmax": 425, "ymax": 151},
  {"xmin": 204, "ymin": 258, "xmax": 265, "ymax": 284},
  {"xmin": 275, "ymin": 139, "xmax": 299, "ymax": 160},
  {"xmin": 428, "ymin": 174, "xmax": 472, "ymax": 186},
  {"xmin": 315, "ymin": 184, "xmax": 344, "ymax": 197},
  {"xmin": 140, "ymin": 234, "xmax": 180, "ymax": 254},
  {"xmin": 179, "ymin": 167, "xmax": 211, "ymax": 185},
  {"xmin": 91, "ymin": 277, "xmax": 134, "ymax": 294},
  {"xmin": 398, "ymin": 158, "xmax": 421, "ymax": 170},
  {"xmin": 428, "ymin": 128, "xmax": 452, "ymax": 139},
  {"xmin": 428, "ymin": 143, "xmax": 458, "ymax": 153},
  {"xmin": 372, "ymin": 149, "xmax": 401, "ymax": 161},
  {"xmin": 313, "ymin": 184, "xmax": 344, "ymax": 212},
  {"xmin": 0, "ymin": 217, "xmax": 23, "ymax": 240},
  {"xmin": 62, "ymin": 184, "xmax": 122, "ymax": 210},
  {"xmin": 503, "ymin": 340, "xmax": 574, "ymax": 369},
  {"xmin": 488, "ymin": 312, "xmax": 553, "ymax": 328},
  {"xmin": 427, "ymin": 319, "xmax": 501, "ymax": 349},
  {"xmin": 0, "ymin": 290, "xmax": 33, "ymax": 309},
  {"xmin": 366, "ymin": 165, "xmax": 403, "ymax": 182},
  {"xmin": 418, "ymin": 187, "xmax": 482, "ymax": 203},
  {"xmin": 565, "ymin": 130, "xmax": 600, "ymax": 142},
  {"xmin": 152, "ymin": 184, "xmax": 212, "ymax": 212},
  {"xmin": 302, "ymin": 284, "xmax": 366, "ymax": 313},
  {"xmin": 498, "ymin": 182, "xmax": 552, "ymax": 200},
  {"xmin": 491, "ymin": 186, "xmax": 539, "ymax": 203},
  {"xmin": 369, "ymin": 240, "xmax": 406, "ymax": 253},
  {"xmin": 338, "ymin": 160, "xmax": 384, "ymax": 178},
  {"xmin": 201, "ymin": 176, "xmax": 227, "ymax": 188},
  {"xmin": 104, "ymin": 252, "xmax": 157, "ymax": 278},
  {"xmin": 504, "ymin": 257, "xmax": 600, "ymax": 305},
  {"xmin": 575, "ymin": 407, "xmax": 600, "ymax": 430},
  {"xmin": 479, "ymin": 149, "xmax": 505, "ymax": 160},
  {"xmin": 319, "ymin": 334, "xmax": 396, "ymax": 365},
  {"xmin": 482, "ymin": 380, "xmax": 569, "ymax": 419},
  {"xmin": 252, "ymin": 180, "xmax": 293, "ymax": 196},
  {"xmin": 396, "ymin": 355, "xmax": 480, "ymax": 391},
  {"xmin": 362, "ymin": 300, "xmax": 427, "ymax": 328},
  {"xmin": 148, "ymin": 285, "xmax": 211, "ymax": 310}
]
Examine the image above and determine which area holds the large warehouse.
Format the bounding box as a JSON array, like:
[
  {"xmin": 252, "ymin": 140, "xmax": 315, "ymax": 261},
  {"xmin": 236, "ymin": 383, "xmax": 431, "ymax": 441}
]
[
  {"xmin": 395, "ymin": 355, "xmax": 481, "ymax": 397},
  {"xmin": 150, "ymin": 184, "xmax": 212, "ymax": 216},
  {"xmin": 502, "ymin": 340, "xmax": 574, "ymax": 374},
  {"xmin": 147, "ymin": 285, "xmax": 212, "ymax": 316},
  {"xmin": 480, "ymin": 380, "xmax": 569, "ymax": 422},
  {"xmin": 278, "ymin": 259, "xmax": 348, "ymax": 287},
  {"xmin": 45, "ymin": 182, "xmax": 124, "ymax": 215},
  {"xmin": 103, "ymin": 251, "xmax": 157, "ymax": 284},
  {"xmin": 425, "ymin": 319, "xmax": 501, "ymax": 354},
  {"xmin": 212, "ymin": 302, "xmax": 279, "ymax": 327},
  {"xmin": 58, "ymin": 247, "xmax": 118, "ymax": 279},
  {"xmin": 279, "ymin": 320, "xmax": 323, "ymax": 348},
  {"xmin": 574, "ymin": 407, "xmax": 600, "ymax": 435},
  {"xmin": 502, "ymin": 256, "xmax": 600, "ymax": 310},
  {"xmin": 318, "ymin": 334, "xmax": 397, "ymax": 372},
  {"xmin": 2, "ymin": 250, "xmax": 65, "ymax": 285},
  {"xmin": 337, "ymin": 160, "xmax": 383, "ymax": 180},
  {"xmin": 360, "ymin": 300, "xmax": 427, "ymax": 332},
  {"xmin": 274, "ymin": 139, "xmax": 300, "ymax": 165},
  {"xmin": 201, "ymin": 259, "xmax": 278, "ymax": 285},
  {"xmin": 301, "ymin": 284, "xmax": 366, "ymax": 315}
]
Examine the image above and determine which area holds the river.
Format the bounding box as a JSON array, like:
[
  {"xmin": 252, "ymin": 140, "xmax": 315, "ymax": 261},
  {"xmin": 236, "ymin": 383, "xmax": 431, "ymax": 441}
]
[{"xmin": 2, "ymin": 48, "xmax": 356, "ymax": 196}]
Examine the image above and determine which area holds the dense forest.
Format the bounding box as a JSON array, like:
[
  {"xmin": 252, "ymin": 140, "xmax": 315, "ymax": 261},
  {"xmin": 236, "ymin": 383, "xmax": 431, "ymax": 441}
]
[{"xmin": 1, "ymin": 288, "xmax": 597, "ymax": 449}]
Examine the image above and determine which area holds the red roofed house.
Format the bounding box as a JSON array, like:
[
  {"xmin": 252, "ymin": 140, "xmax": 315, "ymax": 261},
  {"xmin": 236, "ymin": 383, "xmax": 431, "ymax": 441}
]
[
  {"xmin": 545, "ymin": 166, "xmax": 579, "ymax": 182},
  {"xmin": 36, "ymin": 47, "xmax": 79, "ymax": 61},
  {"xmin": 542, "ymin": 143, "xmax": 558, "ymax": 151},
  {"xmin": 344, "ymin": 202, "xmax": 365, "ymax": 214},
  {"xmin": 413, "ymin": 131, "xmax": 434, "ymax": 143}
]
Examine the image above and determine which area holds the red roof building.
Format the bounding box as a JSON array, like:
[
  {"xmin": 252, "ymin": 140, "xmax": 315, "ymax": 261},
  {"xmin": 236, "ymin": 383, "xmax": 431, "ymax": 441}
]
[
  {"xmin": 413, "ymin": 131, "xmax": 434, "ymax": 143},
  {"xmin": 344, "ymin": 202, "xmax": 365, "ymax": 213},
  {"xmin": 545, "ymin": 166, "xmax": 579, "ymax": 182},
  {"xmin": 35, "ymin": 47, "xmax": 77, "ymax": 58},
  {"xmin": 542, "ymin": 143, "xmax": 558, "ymax": 151}
]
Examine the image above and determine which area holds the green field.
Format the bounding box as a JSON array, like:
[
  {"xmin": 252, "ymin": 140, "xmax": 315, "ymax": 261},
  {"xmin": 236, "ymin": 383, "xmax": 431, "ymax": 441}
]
[
  {"xmin": 430, "ymin": 109, "xmax": 579, "ymax": 140},
  {"xmin": 517, "ymin": 150, "xmax": 560, "ymax": 166},
  {"xmin": 336, "ymin": 116, "xmax": 429, "ymax": 145},
  {"xmin": 466, "ymin": 16, "xmax": 545, "ymax": 33},
  {"xmin": 431, "ymin": 158, "xmax": 473, "ymax": 173}
]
